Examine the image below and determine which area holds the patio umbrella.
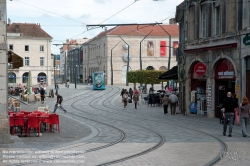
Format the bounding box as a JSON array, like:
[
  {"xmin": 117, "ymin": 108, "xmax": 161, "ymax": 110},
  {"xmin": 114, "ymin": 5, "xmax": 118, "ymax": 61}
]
[{"xmin": 27, "ymin": 71, "xmax": 32, "ymax": 95}]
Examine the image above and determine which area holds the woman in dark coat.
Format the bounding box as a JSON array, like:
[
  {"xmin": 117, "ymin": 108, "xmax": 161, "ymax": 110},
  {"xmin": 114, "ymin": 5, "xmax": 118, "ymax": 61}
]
[{"xmin": 162, "ymin": 94, "xmax": 170, "ymax": 114}]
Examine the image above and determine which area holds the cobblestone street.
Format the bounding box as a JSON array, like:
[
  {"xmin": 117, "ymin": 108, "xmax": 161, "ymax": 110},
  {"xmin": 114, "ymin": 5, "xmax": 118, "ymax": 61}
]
[{"xmin": 1, "ymin": 84, "xmax": 249, "ymax": 166}]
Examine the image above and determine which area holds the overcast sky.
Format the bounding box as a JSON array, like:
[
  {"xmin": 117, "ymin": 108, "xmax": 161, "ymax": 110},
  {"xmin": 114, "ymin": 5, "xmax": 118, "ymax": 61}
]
[{"xmin": 7, "ymin": 0, "xmax": 183, "ymax": 54}]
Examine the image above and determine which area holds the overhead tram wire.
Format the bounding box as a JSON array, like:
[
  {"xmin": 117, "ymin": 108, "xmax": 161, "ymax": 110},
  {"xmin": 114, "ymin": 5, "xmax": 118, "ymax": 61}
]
[
  {"xmin": 15, "ymin": 0, "xmax": 85, "ymax": 24},
  {"xmin": 65, "ymin": 0, "xmax": 138, "ymax": 40}
]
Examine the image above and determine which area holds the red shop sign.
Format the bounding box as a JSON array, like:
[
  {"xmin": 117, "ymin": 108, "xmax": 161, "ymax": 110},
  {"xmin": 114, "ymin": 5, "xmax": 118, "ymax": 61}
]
[
  {"xmin": 194, "ymin": 62, "xmax": 206, "ymax": 75},
  {"xmin": 215, "ymin": 59, "xmax": 235, "ymax": 79}
]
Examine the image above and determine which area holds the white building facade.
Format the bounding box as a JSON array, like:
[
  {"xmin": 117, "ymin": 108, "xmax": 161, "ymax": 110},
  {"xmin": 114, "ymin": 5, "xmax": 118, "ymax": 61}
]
[
  {"xmin": 82, "ymin": 24, "xmax": 179, "ymax": 85},
  {"xmin": 7, "ymin": 23, "xmax": 53, "ymax": 86}
]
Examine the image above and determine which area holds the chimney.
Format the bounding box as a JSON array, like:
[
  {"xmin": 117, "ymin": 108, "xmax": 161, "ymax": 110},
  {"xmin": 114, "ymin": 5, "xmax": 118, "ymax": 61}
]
[
  {"xmin": 169, "ymin": 18, "xmax": 176, "ymax": 24},
  {"xmin": 8, "ymin": 18, "xmax": 11, "ymax": 25},
  {"xmin": 104, "ymin": 27, "xmax": 107, "ymax": 31},
  {"xmin": 66, "ymin": 39, "xmax": 69, "ymax": 43}
]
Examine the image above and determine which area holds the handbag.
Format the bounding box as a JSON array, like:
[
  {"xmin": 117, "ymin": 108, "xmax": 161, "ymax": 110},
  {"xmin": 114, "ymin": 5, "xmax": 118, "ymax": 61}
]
[{"xmin": 234, "ymin": 108, "xmax": 240, "ymax": 126}]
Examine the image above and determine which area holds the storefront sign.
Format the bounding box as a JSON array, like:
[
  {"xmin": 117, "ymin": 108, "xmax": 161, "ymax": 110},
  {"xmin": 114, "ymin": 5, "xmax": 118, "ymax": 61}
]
[
  {"xmin": 192, "ymin": 62, "xmax": 206, "ymax": 79},
  {"xmin": 243, "ymin": 35, "xmax": 250, "ymax": 45},
  {"xmin": 215, "ymin": 59, "xmax": 235, "ymax": 79},
  {"xmin": 194, "ymin": 62, "xmax": 206, "ymax": 75}
]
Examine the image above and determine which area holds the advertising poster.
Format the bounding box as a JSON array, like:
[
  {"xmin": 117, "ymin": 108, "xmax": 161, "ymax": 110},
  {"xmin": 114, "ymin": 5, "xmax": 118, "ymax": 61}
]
[
  {"xmin": 235, "ymin": 84, "xmax": 240, "ymax": 99},
  {"xmin": 147, "ymin": 41, "xmax": 154, "ymax": 56},
  {"xmin": 160, "ymin": 41, "xmax": 166, "ymax": 56}
]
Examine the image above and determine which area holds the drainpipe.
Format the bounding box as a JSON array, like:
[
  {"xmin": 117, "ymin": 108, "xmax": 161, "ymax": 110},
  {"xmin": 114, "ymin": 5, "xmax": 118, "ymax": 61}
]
[{"xmin": 47, "ymin": 40, "xmax": 49, "ymax": 85}]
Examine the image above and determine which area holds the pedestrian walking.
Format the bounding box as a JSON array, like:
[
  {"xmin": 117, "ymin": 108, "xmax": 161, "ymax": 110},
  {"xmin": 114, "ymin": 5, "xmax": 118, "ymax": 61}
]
[
  {"xmin": 55, "ymin": 83, "xmax": 59, "ymax": 93},
  {"xmin": 133, "ymin": 91, "xmax": 140, "ymax": 109},
  {"xmin": 129, "ymin": 88, "xmax": 133, "ymax": 99},
  {"xmin": 53, "ymin": 92, "xmax": 67, "ymax": 113},
  {"xmin": 40, "ymin": 87, "xmax": 45, "ymax": 104},
  {"xmin": 162, "ymin": 94, "xmax": 170, "ymax": 115},
  {"xmin": 239, "ymin": 96, "xmax": 250, "ymax": 137},
  {"xmin": 120, "ymin": 89, "xmax": 125, "ymax": 102},
  {"xmin": 122, "ymin": 91, "xmax": 129, "ymax": 109},
  {"xmin": 221, "ymin": 92, "xmax": 238, "ymax": 137},
  {"xmin": 66, "ymin": 80, "xmax": 69, "ymax": 88},
  {"xmin": 134, "ymin": 88, "xmax": 140, "ymax": 105},
  {"xmin": 169, "ymin": 93, "xmax": 178, "ymax": 115}
]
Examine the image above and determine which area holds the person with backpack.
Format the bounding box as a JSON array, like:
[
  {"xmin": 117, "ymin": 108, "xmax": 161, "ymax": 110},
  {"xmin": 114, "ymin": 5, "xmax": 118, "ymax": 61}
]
[{"xmin": 53, "ymin": 92, "xmax": 66, "ymax": 113}]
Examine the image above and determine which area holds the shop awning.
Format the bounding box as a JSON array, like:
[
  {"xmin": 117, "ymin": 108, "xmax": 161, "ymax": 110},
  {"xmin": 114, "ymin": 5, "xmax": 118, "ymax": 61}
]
[
  {"xmin": 8, "ymin": 50, "xmax": 23, "ymax": 68},
  {"xmin": 158, "ymin": 66, "xmax": 178, "ymax": 80}
]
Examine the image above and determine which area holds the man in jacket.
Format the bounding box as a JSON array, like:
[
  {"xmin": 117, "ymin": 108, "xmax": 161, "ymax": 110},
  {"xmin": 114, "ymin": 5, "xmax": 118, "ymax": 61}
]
[
  {"xmin": 53, "ymin": 93, "xmax": 66, "ymax": 113},
  {"xmin": 221, "ymin": 92, "xmax": 238, "ymax": 137}
]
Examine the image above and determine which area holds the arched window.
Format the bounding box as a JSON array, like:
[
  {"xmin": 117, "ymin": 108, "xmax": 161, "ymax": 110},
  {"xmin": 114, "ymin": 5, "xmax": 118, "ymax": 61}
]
[
  {"xmin": 22, "ymin": 72, "xmax": 29, "ymax": 83},
  {"xmin": 146, "ymin": 66, "xmax": 155, "ymax": 70},
  {"xmin": 37, "ymin": 72, "xmax": 46, "ymax": 83},
  {"xmin": 159, "ymin": 66, "xmax": 167, "ymax": 71},
  {"xmin": 8, "ymin": 72, "xmax": 16, "ymax": 83}
]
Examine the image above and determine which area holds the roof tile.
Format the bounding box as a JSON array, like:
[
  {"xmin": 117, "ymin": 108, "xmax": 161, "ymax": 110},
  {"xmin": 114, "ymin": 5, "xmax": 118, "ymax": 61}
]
[{"xmin": 7, "ymin": 23, "xmax": 52, "ymax": 38}]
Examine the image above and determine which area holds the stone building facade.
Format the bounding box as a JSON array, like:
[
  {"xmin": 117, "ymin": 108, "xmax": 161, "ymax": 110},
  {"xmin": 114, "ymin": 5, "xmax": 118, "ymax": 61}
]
[
  {"xmin": 175, "ymin": 0, "xmax": 250, "ymax": 118},
  {"xmin": 0, "ymin": 0, "xmax": 11, "ymax": 143},
  {"xmin": 82, "ymin": 24, "xmax": 179, "ymax": 85},
  {"xmin": 7, "ymin": 22, "xmax": 53, "ymax": 86}
]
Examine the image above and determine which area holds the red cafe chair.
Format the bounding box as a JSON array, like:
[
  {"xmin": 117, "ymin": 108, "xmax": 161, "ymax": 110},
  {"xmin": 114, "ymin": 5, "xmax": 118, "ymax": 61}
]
[
  {"xmin": 40, "ymin": 113, "xmax": 50, "ymax": 132},
  {"xmin": 27, "ymin": 116, "xmax": 41, "ymax": 137},
  {"xmin": 14, "ymin": 114, "xmax": 25, "ymax": 135},
  {"xmin": 49, "ymin": 114, "xmax": 60, "ymax": 133}
]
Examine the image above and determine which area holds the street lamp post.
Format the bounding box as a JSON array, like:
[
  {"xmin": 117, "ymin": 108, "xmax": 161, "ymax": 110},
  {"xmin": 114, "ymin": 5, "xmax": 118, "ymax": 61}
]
[
  {"xmin": 75, "ymin": 65, "xmax": 77, "ymax": 89},
  {"xmin": 111, "ymin": 41, "xmax": 121, "ymax": 85},
  {"xmin": 118, "ymin": 35, "xmax": 130, "ymax": 86}
]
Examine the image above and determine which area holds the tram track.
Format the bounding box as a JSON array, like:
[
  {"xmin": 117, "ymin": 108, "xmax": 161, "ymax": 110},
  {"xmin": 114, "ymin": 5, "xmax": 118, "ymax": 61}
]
[
  {"xmin": 11, "ymin": 86, "xmax": 227, "ymax": 166},
  {"xmin": 85, "ymin": 86, "xmax": 228, "ymax": 166},
  {"xmin": 69, "ymin": 86, "xmax": 165, "ymax": 165},
  {"xmin": 11, "ymin": 89, "xmax": 117, "ymax": 166}
]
